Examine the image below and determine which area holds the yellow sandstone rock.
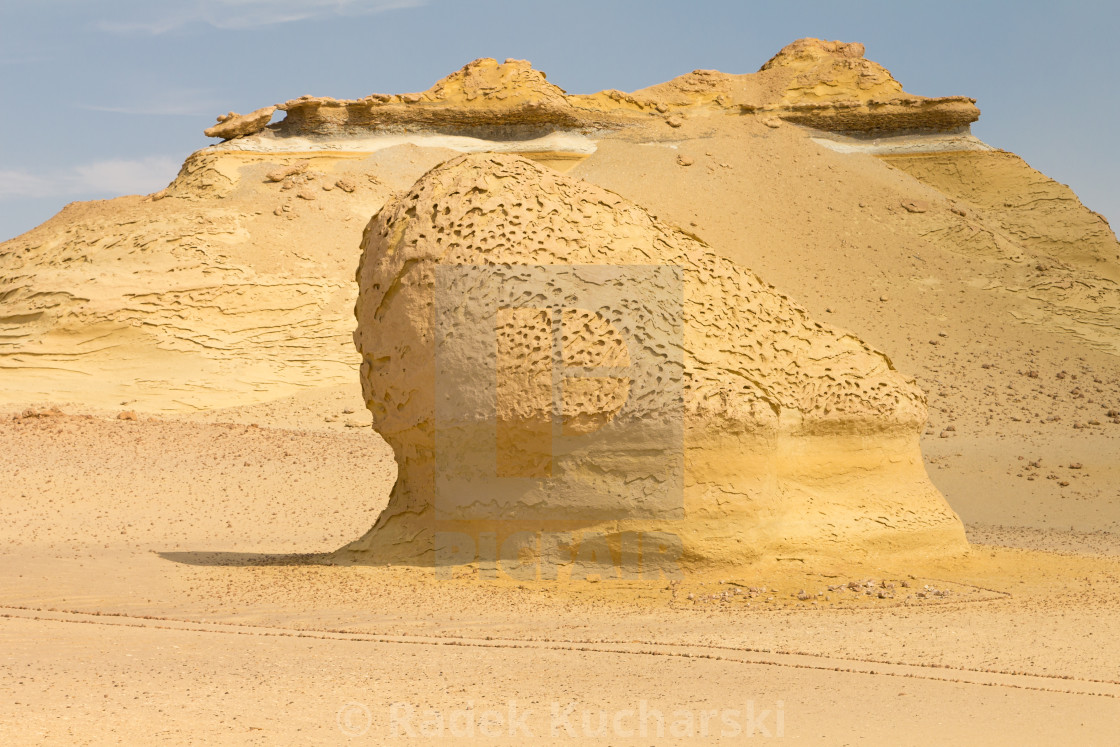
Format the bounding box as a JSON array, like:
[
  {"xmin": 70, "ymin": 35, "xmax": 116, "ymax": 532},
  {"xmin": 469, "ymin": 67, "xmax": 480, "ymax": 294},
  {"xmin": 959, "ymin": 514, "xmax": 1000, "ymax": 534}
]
[{"xmin": 344, "ymin": 154, "xmax": 968, "ymax": 572}]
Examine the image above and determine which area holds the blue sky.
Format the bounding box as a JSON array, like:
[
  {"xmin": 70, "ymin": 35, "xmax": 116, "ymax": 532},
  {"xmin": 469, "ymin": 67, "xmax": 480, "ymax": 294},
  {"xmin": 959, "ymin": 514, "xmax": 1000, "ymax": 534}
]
[{"xmin": 1, "ymin": 0, "xmax": 1117, "ymax": 241}]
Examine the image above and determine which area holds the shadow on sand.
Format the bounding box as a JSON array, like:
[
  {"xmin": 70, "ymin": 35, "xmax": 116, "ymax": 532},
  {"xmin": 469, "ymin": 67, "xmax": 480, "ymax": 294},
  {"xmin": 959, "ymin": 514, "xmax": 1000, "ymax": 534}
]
[{"xmin": 158, "ymin": 551, "xmax": 338, "ymax": 567}]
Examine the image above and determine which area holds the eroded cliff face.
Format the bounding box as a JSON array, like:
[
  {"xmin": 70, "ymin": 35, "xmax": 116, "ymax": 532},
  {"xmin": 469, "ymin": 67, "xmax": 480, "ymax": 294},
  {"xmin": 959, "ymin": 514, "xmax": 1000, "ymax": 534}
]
[{"xmin": 345, "ymin": 154, "xmax": 967, "ymax": 570}]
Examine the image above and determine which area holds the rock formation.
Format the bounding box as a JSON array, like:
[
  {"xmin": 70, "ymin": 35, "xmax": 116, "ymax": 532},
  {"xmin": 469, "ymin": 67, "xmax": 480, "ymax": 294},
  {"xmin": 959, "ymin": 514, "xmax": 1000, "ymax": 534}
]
[
  {"xmin": 344, "ymin": 153, "xmax": 968, "ymax": 571},
  {"xmin": 201, "ymin": 40, "xmax": 978, "ymax": 144},
  {"xmin": 204, "ymin": 106, "xmax": 277, "ymax": 140},
  {"xmin": 275, "ymin": 57, "xmax": 593, "ymax": 135},
  {"xmin": 0, "ymin": 146, "xmax": 458, "ymax": 410},
  {"xmin": 1, "ymin": 36, "xmax": 1115, "ymax": 474},
  {"xmin": 744, "ymin": 38, "xmax": 979, "ymax": 132}
]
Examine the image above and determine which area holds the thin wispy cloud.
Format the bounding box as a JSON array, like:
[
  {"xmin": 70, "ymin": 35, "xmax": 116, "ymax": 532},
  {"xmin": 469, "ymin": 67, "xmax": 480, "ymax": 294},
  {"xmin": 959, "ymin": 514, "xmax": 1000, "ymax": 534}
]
[
  {"xmin": 0, "ymin": 157, "xmax": 180, "ymax": 200},
  {"xmin": 97, "ymin": 0, "xmax": 427, "ymax": 34},
  {"xmin": 77, "ymin": 88, "xmax": 225, "ymax": 117}
]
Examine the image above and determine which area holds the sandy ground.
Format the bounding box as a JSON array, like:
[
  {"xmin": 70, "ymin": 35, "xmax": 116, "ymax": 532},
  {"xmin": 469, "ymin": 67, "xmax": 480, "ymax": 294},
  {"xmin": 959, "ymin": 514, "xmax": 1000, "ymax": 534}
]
[{"xmin": 3, "ymin": 392, "xmax": 1120, "ymax": 744}]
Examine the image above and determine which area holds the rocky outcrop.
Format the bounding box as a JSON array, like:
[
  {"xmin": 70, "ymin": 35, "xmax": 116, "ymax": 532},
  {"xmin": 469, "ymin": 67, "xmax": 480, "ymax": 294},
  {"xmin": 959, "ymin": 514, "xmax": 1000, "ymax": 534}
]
[
  {"xmin": 274, "ymin": 58, "xmax": 599, "ymax": 136},
  {"xmin": 744, "ymin": 96, "xmax": 979, "ymax": 134},
  {"xmin": 204, "ymin": 106, "xmax": 277, "ymax": 139},
  {"xmin": 745, "ymin": 38, "xmax": 980, "ymax": 132},
  {"xmin": 202, "ymin": 40, "xmax": 980, "ymax": 143},
  {"xmin": 345, "ymin": 154, "xmax": 968, "ymax": 571}
]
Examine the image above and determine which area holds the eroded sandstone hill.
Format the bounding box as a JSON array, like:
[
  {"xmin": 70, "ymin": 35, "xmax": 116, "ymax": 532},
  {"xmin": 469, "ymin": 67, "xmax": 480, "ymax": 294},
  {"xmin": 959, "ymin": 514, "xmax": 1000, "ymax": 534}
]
[
  {"xmin": 2, "ymin": 38, "xmax": 1114, "ymax": 415},
  {"xmin": 345, "ymin": 153, "xmax": 967, "ymax": 568},
  {"xmin": 2, "ymin": 39, "xmax": 1118, "ymax": 543}
]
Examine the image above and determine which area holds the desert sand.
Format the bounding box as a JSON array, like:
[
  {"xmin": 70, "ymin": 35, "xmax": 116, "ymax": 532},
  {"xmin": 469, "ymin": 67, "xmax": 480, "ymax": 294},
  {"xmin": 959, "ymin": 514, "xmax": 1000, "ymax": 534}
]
[{"xmin": 2, "ymin": 39, "xmax": 1120, "ymax": 743}]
